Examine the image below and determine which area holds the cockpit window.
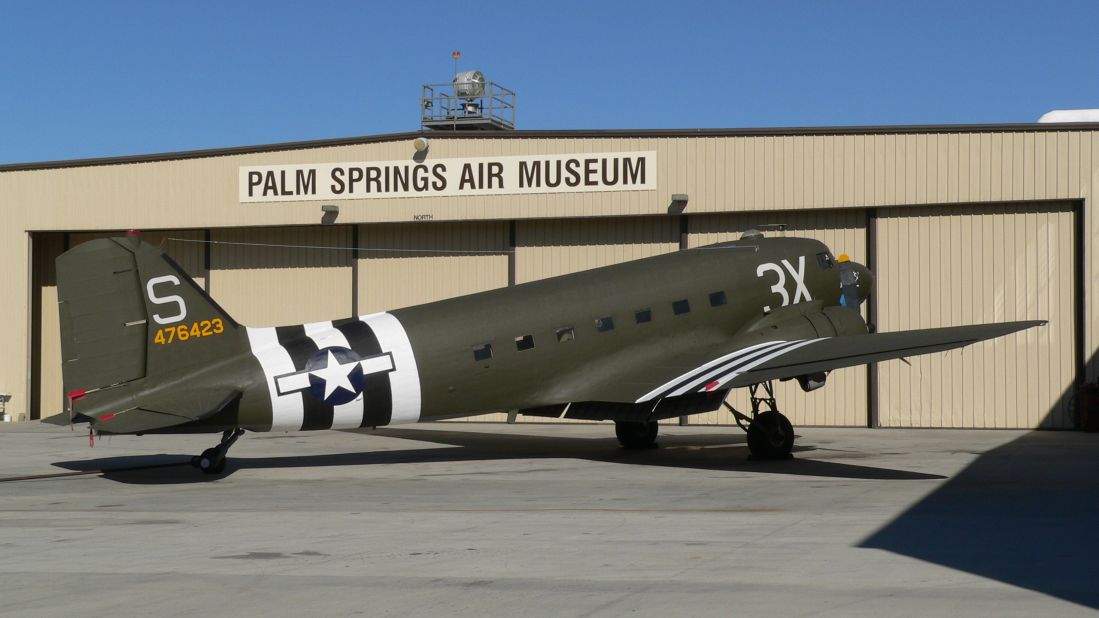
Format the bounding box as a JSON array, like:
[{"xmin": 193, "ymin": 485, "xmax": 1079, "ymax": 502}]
[{"xmin": 816, "ymin": 252, "xmax": 834, "ymax": 270}]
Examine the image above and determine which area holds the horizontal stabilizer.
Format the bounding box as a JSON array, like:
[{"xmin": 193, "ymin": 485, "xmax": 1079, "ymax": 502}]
[
  {"xmin": 40, "ymin": 412, "xmax": 93, "ymax": 426},
  {"xmin": 40, "ymin": 407, "xmax": 190, "ymax": 434},
  {"xmin": 91, "ymin": 408, "xmax": 201, "ymax": 434},
  {"xmin": 41, "ymin": 388, "xmax": 241, "ymax": 434},
  {"xmin": 726, "ymin": 320, "xmax": 1045, "ymax": 387}
]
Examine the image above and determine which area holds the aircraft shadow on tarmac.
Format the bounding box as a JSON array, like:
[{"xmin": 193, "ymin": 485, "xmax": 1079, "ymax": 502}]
[
  {"xmin": 52, "ymin": 425, "xmax": 1098, "ymax": 608},
  {"xmin": 51, "ymin": 427, "xmax": 944, "ymax": 485},
  {"xmin": 860, "ymin": 429, "xmax": 1099, "ymax": 611}
]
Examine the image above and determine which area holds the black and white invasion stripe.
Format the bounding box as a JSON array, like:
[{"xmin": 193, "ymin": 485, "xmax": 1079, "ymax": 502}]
[
  {"xmin": 246, "ymin": 312, "xmax": 421, "ymax": 431},
  {"xmin": 635, "ymin": 338, "xmax": 824, "ymax": 403}
]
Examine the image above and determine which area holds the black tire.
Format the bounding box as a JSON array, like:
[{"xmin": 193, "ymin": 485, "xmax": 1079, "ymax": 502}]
[
  {"xmin": 746, "ymin": 411, "xmax": 795, "ymax": 459},
  {"xmin": 615, "ymin": 420, "xmax": 659, "ymax": 449},
  {"xmin": 198, "ymin": 447, "xmax": 222, "ymax": 475}
]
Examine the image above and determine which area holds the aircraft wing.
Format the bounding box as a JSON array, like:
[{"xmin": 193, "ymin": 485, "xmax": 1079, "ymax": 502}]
[
  {"xmin": 637, "ymin": 320, "xmax": 1044, "ymax": 402},
  {"xmin": 725, "ymin": 320, "xmax": 1045, "ymax": 387}
]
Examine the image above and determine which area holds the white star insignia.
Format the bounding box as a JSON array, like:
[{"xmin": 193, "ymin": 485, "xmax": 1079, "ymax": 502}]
[
  {"xmin": 274, "ymin": 351, "xmax": 395, "ymax": 400},
  {"xmin": 309, "ymin": 350, "xmax": 357, "ymax": 400}
]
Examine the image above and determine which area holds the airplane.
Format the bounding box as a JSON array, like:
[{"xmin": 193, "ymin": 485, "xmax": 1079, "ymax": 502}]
[{"xmin": 44, "ymin": 231, "xmax": 1043, "ymax": 474}]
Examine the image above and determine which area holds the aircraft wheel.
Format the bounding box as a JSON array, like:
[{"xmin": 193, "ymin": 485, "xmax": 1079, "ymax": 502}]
[
  {"xmin": 197, "ymin": 447, "xmax": 224, "ymax": 475},
  {"xmin": 615, "ymin": 420, "xmax": 659, "ymax": 449},
  {"xmin": 746, "ymin": 411, "xmax": 794, "ymax": 459}
]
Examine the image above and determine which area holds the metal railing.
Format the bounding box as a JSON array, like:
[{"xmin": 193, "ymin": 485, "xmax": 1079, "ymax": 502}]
[{"xmin": 421, "ymin": 81, "xmax": 516, "ymax": 130}]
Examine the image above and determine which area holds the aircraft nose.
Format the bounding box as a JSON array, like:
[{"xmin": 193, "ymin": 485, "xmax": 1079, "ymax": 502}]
[
  {"xmin": 851, "ymin": 261, "xmax": 873, "ymax": 303},
  {"xmin": 837, "ymin": 254, "xmax": 873, "ymax": 307}
]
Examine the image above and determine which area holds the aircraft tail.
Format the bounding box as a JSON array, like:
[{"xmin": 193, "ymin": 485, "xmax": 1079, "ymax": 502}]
[{"xmin": 45, "ymin": 235, "xmax": 247, "ymax": 432}]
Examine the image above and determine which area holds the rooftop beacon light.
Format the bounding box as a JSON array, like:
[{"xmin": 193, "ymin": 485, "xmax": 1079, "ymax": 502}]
[
  {"xmin": 421, "ymin": 57, "xmax": 515, "ymax": 131},
  {"xmin": 453, "ymin": 70, "xmax": 487, "ymax": 99}
]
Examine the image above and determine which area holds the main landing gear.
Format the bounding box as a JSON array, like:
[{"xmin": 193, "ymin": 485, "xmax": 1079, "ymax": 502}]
[
  {"xmin": 191, "ymin": 428, "xmax": 245, "ymax": 475},
  {"xmin": 615, "ymin": 420, "xmax": 659, "ymax": 449},
  {"xmin": 724, "ymin": 380, "xmax": 795, "ymax": 460}
]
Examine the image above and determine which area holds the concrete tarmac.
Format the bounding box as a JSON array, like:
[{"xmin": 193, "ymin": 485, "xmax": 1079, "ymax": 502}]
[{"xmin": 0, "ymin": 422, "xmax": 1096, "ymax": 617}]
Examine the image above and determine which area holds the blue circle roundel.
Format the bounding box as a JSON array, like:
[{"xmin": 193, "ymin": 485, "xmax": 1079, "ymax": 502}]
[{"xmin": 304, "ymin": 346, "xmax": 365, "ymax": 406}]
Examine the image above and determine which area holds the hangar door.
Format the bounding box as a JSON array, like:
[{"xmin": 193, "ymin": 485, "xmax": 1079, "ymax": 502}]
[
  {"xmin": 208, "ymin": 226, "xmax": 352, "ymax": 327},
  {"xmin": 357, "ymin": 221, "xmax": 509, "ymax": 314},
  {"xmin": 874, "ymin": 203, "xmax": 1076, "ymax": 428},
  {"xmin": 688, "ymin": 209, "xmax": 869, "ymax": 427}
]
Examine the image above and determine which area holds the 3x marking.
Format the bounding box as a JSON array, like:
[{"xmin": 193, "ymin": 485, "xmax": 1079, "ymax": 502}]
[{"xmin": 756, "ymin": 256, "xmax": 812, "ymax": 311}]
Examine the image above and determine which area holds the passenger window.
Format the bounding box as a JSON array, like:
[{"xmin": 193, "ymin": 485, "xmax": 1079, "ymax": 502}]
[
  {"xmin": 673, "ymin": 299, "xmax": 691, "ymax": 315},
  {"xmin": 635, "ymin": 308, "xmax": 652, "ymax": 324},
  {"xmin": 515, "ymin": 335, "xmax": 535, "ymax": 351},
  {"xmin": 816, "ymin": 252, "xmax": 834, "ymax": 269},
  {"xmin": 555, "ymin": 327, "xmax": 576, "ymax": 343},
  {"xmin": 473, "ymin": 343, "xmax": 493, "ymax": 361},
  {"xmin": 595, "ymin": 317, "xmax": 615, "ymax": 332},
  {"xmin": 709, "ymin": 291, "xmax": 727, "ymax": 307}
]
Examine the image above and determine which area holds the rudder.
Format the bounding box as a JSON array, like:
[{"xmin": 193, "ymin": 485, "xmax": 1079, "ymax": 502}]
[{"xmin": 57, "ymin": 235, "xmax": 245, "ymax": 398}]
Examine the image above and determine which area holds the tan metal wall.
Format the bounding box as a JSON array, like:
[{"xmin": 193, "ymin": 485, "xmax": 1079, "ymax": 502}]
[
  {"xmin": 30, "ymin": 234, "xmax": 64, "ymax": 420},
  {"xmin": 4, "ymin": 127, "xmax": 1098, "ymax": 424},
  {"xmin": 687, "ymin": 210, "xmax": 869, "ymax": 426},
  {"xmin": 875, "ymin": 202, "xmax": 1076, "ymax": 428},
  {"xmin": 514, "ymin": 216, "xmax": 679, "ymax": 283},
  {"xmin": 7, "ymin": 132, "xmax": 1094, "ymax": 231},
  {"xmin": 209, "ymin": 226, "xmax": 352, "ymax": 327},
  {"xmin": 357, "ymin": 221, "xmax": 509, "ymax": 314}
]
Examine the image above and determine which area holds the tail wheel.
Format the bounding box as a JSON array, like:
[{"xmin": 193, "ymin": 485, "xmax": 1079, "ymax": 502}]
[
  {"xmin": 746, "ymin": 411, "xmax": 794, "ymax": 459},
  {"xmin": 615, "ymin": 420, "xmax": 659, "ymax": 449},
  {"xmin": 194, "ymin": 447, "xmax": 226, "ymax": 475}
]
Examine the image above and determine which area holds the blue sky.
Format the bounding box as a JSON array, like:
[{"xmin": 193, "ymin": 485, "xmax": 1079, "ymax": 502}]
[{"xmin": 2, "ymin": 1, "xmax": 1097, "ymax": 164}]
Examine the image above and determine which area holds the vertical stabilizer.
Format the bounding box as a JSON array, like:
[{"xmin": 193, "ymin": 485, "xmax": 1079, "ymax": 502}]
[{"xmin": 56, "ymin": 236, "xmax": 247, "ymax": 412}]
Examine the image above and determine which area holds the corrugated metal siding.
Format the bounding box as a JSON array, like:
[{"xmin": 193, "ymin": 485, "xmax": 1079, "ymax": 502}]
[
  {"xmin": 10, "ymin": 132, "xmax": 1089, "ymax": 233},
  {"xmin": 31, "ymin": 234, "xmax": 64, "ymax": 419},
  {"xmin": 875, "ymin": 203, "xmax": 1075, "ymax": 428},
  {"xmin": 687, "ymin": 210, "xmax": 869, "ymax": 427},
  {"xmin": 515, "ymin": 216, "xmax": 679, "ymax": 283},
  {"xmin": 357, "ymin": 221, "xmax": 509, "ymax": 313},
  {"xmin": 4, "ymin": 129, "xmax": 1098, "ymax": 425},
  {"xmin": 208, "ymin": 226, "xmax": 352, "ymax": 327}
]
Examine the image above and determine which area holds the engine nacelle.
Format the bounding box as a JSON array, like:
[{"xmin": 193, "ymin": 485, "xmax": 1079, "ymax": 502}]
[
  {"xmin": 796, "ymin": 372, "xmax": 828, "ymax": 392},
  {"xmin": 740, "ymin": 301, "xmax": 869, "ymax": 340}
]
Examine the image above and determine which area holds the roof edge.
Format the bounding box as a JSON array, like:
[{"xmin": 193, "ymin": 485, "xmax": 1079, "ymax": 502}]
[{"xmin": 4, "ymin": 123, "xmax": 1099, "ymax": 173}]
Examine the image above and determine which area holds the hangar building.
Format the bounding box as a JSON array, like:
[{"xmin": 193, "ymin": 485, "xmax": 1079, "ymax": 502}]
[{"xmin": 1, "ymin": 118, "xmax": 1096, "ymax": 430}]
